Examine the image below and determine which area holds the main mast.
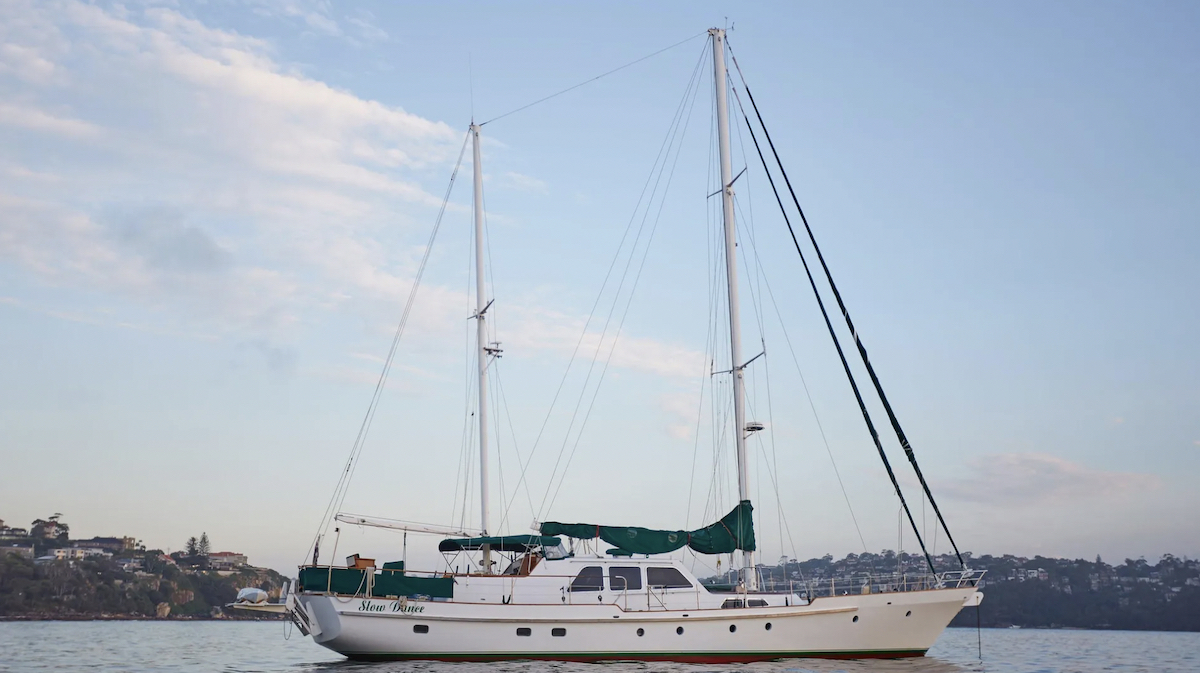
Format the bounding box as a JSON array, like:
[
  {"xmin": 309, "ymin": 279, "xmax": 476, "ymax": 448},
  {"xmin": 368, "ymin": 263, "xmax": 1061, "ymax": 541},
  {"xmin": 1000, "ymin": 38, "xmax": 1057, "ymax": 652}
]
[
  {"xmin": 710, "ymin": 28, "xmax": 756, "ymax": 592},
  {"xmin": 470, "ymin": 122, "xmax": 492, "ymax": 573}
]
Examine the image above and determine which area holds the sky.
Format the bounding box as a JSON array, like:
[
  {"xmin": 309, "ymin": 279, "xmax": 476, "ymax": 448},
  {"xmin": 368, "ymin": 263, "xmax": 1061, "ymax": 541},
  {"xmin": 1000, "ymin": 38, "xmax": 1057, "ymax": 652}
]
[{"xmin": 1, "ymin": 1, "xmax": 1198, "ymax": 576}]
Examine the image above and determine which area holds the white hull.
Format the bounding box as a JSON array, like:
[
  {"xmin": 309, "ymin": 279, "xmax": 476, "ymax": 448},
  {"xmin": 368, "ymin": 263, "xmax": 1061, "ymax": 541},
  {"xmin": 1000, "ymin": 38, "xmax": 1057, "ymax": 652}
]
[{"xmin": 296, "ymin": 586, "xmax": 978, "ymax": 662}]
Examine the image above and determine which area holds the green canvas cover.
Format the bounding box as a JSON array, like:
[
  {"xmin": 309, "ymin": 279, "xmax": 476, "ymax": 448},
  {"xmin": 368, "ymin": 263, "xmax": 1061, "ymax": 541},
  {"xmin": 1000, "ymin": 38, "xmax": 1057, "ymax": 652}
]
[
  {"xmin": 540, "ymin": 500, "xmax": 755, "ymax": 555},
  {"xmin": 371, "ymin": 571, "xmax": 453, "ymax": 599},
  {"xmin": 438, "ymin": 535, "xmax": 561, "ymax": 553},
  {"xmin": 297, "ymin": 566, "xmax": 452, "ymax": 599},
  {"xmin": 298, "ymin": 566, "xmax": 368, "ymax": 594}
]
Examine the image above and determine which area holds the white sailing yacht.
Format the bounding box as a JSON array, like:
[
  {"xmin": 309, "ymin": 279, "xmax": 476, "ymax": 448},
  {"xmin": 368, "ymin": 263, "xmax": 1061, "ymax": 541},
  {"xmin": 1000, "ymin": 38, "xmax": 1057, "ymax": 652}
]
[{"xmin": 287, "ymin": 29, "xmax": 984, "ymax": 662}]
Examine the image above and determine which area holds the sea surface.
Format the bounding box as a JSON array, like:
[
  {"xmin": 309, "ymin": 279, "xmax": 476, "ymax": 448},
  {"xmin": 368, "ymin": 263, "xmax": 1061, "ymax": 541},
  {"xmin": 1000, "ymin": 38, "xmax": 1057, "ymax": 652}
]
[{"xmin": 0, "ymin": 622, "xmax": 1195, "ymax": 673}]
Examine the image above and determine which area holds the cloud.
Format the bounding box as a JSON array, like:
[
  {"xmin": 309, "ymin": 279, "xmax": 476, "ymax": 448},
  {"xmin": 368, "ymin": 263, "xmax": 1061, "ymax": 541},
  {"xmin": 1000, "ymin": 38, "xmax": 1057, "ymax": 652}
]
[
  {"xmin": 0, "ymin": 43, "xmax": 58, "ymax": 83},
  {"xmin": 660, "ymin": 391, "xmax": 702, "ymax": 439},
  {"xmin": 0, "ymin": 194, "xmax": 305, "ymax": 332},
  {"xmin": 3, "ymin": 165, "xmax": 61, "ymax": 182},
  {"xmin": 500, "ymin": 171, "xmax": 548, "ymax": 194},
  {"xmin": 0, "ymin": 1, "xmax": 461, "ymax": 330},
  {"xmin": 345, "ymin": 15, "xmax": 388, "ymax": 43},
  {"xmin": 0, "ymin": 1, "xmax": 702, "ymax": 383},
  {"xmin": 501, "ymin": 304, "xmax": 704, "ymax": 379},
  {"xmin": 106, "ymin": 206, "xmax": 232, "ymax": 275},
  {"xmin": 246, "ymin": 0, "xmax": 341, "ymax": 37},
  {"xmin": 0, "ymin": 102, "xmax": 99, "ymax": 137},
  {"xmin": 938, "ymin": 452, "xmax": 1161, "ymax": 506}
]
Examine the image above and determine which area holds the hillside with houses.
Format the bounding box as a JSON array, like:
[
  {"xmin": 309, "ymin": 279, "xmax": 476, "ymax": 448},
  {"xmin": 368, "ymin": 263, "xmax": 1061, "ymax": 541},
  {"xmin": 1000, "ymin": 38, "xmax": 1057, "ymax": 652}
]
[
  {"xmin": 1, "ymin": 515, "xmax": 285, "ymax": 620},
  {"xmin": 709, "ymin": 550, "xmax": 1200, "ymax": 631}
]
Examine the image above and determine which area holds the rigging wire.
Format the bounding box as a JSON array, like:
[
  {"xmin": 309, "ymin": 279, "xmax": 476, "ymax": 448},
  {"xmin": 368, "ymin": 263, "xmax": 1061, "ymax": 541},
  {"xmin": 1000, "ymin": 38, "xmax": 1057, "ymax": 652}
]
[
  {"xmin": 541, "ymin": 44, "xmax": 709, "ymax": 518},
  {"xmin": 743, "ymin": 393, "xmax": 800, "ymax": 562},
  {"xmin": 497, "ymin": 40, "xmax": 711, "ymax": 529},
  {"xmin": 733, "ymin": 199, "xmax": 793, "ymax": 563},
  {"xmin": 480, "ymin": 31, "xmax": 707, "ymax": 126},
  {"xmin": 685, "ymin": 71, "xmax": 721, "ymax": 533},
  {"xmin": 450, "ymin": 200, "xmax": 483, "ymax": 533},
  {"xmin": 494, "ymin": 361, "xmax": 537, "ymax": 532},
  {"xmin": 306, "ymin": 130, "xmax": 472, "ymax": 564},
  {"xmin": 726, "ymin": 39, "xmax": 965, "ymax": 570},
  {"xmin": 720, "ymin": 69, "xmax": 936, "ymax": 571},
  {"xmin": 736, "ymin": 194, "xmax": 869, "ymax": 552},
  {"xmin": 724, "ymin": 51, "xmax": 938, "ymax": 576}
]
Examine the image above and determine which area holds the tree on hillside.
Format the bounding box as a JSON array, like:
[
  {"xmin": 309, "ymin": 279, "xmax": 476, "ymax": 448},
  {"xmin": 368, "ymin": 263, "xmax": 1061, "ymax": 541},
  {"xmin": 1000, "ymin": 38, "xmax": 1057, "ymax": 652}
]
[
  {"xmin": 185, "ymin": 537, "xmax": 199, "ymax": 557},
  {"xmin": 197, "ymin": 533, "xmax": 210, "ymax": 557},
  {"xmin": 31, "ymin": 515, "xmax": 69, "ymax": 541}
]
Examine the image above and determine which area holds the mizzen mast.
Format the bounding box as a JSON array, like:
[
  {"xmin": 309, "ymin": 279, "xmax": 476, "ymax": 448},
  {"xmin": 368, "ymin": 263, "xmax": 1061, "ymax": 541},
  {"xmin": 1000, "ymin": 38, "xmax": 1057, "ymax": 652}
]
[
  {"xmin": 470, "ymin": 122, "xmax": 493, "ymax": 573},
  {"xmin": 710, "ymin": 27, "xmax": 757, "ymax": 592}
]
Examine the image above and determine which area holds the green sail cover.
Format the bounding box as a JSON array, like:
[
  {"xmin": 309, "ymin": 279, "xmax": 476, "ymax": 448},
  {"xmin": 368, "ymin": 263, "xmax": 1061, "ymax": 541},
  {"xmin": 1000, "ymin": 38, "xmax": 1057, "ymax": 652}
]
[
  {"xmin": 438, "ymin": 535, "xmax": 562, "ymax": 553},
  {"xmin": 297, "ymin": 566, "xmax": 453, "ymax": 599},
  {"xmin": 540, "ymin": 500, "xmax": 755, "ymax": 555}
]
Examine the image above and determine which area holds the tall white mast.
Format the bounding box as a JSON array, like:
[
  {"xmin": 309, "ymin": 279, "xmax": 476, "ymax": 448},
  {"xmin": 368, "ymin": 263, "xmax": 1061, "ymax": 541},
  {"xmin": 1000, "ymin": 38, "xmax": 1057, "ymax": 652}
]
[
  {"xmin": 710, "ymin": 28, "xmax": 756, "ymax": 592},
  {"xmin": 470, "ymin": 122, "xmax": 492, "ymax": 573}
]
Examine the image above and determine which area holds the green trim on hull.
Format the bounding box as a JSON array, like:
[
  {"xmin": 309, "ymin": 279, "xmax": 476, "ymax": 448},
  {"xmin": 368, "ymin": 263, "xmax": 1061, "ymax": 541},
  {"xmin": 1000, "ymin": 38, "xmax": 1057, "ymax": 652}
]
[{"xmin": 338, "ymin": 649, "xmax": 927, "ymax": 663}]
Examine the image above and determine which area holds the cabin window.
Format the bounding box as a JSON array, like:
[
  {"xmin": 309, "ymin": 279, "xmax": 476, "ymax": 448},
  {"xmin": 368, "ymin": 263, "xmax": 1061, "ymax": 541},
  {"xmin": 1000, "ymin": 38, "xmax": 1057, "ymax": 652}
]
[
  {"xmin": 413, "ymin": 624, "xmax": 429, "ymax": 634},
  {"xmin": 722, "ymin": 598, "xmax": 744, "ymax": 609},
  {"xmin": 569, "ymin": 566, "xmax": 604, "ymax": 592},
  {"xmin": 647, "ymin": 567, "xmax": 692, "ymax": 589},
  {"xmin": 608, "ymin": 566, "xmax": 642, "ymax": 591},
  {"xmin": 552, "ymin": 627, "xmax": 567, "ymax": 637},
  {"xmin": 747, "ymin": 599, "xmax": 767, "ymax": 607},
  {"xmin": 516, "ymin": 627, "xmax": 531, "ymax": 636}
]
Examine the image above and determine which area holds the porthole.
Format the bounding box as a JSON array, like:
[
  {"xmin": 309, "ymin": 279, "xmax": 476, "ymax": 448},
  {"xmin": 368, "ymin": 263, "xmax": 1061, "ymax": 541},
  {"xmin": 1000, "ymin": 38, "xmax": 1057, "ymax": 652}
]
[
  {"xmin": 676, "ymin": 626, "xmax": 684, "ymax": 635},
  {"xmin": 413, "ymin": 624, "xmax": 429, "ymax": 634},
  {"xmin": 551, "ymin": 627, "xmax": 566, "ymax": 637},
  {"xmin": 516, "ymin": 627, "xmax": 531, "ymax": 636},
  {"xmin": 852, "ymin": 615, "xmax": 859, "ymax": 623},
  {"xmin": 637, "ymin": 628, "xmax": 645, "ymax": 637},
  {"xmin": 729, "ymin": 624, "xmax": 737, "ymax": 633},
  {"xmin": 906, "ymin": 610, "xmax": 912, "ymax": 617},
  {"xmin": 765, "ymin": 622, "xmax": 772, "ymax": 631}
]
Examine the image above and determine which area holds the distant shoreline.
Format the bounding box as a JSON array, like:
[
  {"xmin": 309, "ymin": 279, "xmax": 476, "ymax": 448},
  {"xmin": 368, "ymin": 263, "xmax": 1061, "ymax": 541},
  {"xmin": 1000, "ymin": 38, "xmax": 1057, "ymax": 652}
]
[
  {"xmin": 0, "ymin": 619, "xmax": 1192, "ymax": 634},
  {"xmin": 0, "ymin": 614, "xmax": 283, "ymax": 622}
]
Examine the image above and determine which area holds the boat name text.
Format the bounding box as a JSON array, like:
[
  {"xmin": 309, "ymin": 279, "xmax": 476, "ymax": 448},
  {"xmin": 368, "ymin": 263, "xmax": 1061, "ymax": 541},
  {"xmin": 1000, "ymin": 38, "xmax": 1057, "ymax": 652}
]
[{"xmin": 358, "ymin": 600, "xmax": 424, "ymax": 614}]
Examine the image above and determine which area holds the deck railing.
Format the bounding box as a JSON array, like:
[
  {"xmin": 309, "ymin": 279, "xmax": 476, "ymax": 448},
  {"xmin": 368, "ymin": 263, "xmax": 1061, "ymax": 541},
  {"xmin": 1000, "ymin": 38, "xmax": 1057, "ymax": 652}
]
[
  {"xmin": 773, "ymin": 569, "xmax": 986, "ymax": 599},
  {"xmin": 297, "ymin": 564, "xmax": 984, "ymax": 607}
]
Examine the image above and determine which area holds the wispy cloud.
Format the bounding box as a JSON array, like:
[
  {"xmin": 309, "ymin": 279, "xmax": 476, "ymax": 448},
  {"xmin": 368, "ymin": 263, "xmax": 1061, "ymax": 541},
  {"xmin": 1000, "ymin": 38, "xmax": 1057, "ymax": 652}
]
[
  {"xmin": 938, "ymin": 452, "xmax": 1160, "ymax": 506},
  {"xmin": 0, "ymin": 43, "xmax": 58, "ymax": 83},
  {"xmin": 0, "ymin": 0, "xmax": 459, "ymax": 333},
  {"xmin": 659, "ymin": 391, "xmax": 702, "ymax": 440},
  {"xmin": 500, "ymin": 171, "xmax": 548, "ymax": 194},
  {"xmin": 0, "ymin": 0, "xmax": 704, "ymax": 385},
  {"xmin": 0, "ymin": 102, "xmax": 99, "ymax": 137},
  {"xmin": 501, "ymin": 304, "xmax": 705, "ymax": 379}
]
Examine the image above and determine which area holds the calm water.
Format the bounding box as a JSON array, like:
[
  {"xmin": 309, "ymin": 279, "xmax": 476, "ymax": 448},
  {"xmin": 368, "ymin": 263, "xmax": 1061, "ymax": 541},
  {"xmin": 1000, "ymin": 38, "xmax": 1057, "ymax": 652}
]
[{"xmin": 0, "ymin": 623, "xmax": 1196, "ymax": 673}]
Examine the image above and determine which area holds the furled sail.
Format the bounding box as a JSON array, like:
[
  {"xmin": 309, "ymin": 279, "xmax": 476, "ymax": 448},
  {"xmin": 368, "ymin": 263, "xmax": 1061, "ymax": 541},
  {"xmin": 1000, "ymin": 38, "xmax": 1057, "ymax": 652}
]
[{"xmin": 540, "ymin": 500, "xmax": 755, "ymax": 555}]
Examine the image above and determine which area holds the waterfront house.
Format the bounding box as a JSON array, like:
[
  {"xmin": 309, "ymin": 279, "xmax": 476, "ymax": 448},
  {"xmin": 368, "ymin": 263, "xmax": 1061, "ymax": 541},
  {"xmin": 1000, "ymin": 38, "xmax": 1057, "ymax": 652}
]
[
  {"xmin": 76, "ymin": 536, "xmax": 136, "ymax": 552},
  {"xmin": 208, "ymin": 551, "xmax": 248, "ymax": 570},
  {"xmin": 2, "ymin": 543, "xmax": 35, "ymax": 559}
]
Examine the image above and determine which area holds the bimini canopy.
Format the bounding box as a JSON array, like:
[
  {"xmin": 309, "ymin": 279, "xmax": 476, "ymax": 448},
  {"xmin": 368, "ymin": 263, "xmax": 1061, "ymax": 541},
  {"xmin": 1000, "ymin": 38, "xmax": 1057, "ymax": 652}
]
[
  {"xmin": 438, "ymin": 534, "xmax": 561, "ymax": 553},
  {"xmin": 540, "ymin": 500, "xmax": 755, "ymax": 555}
]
